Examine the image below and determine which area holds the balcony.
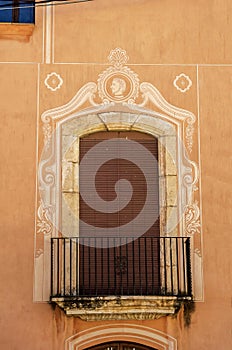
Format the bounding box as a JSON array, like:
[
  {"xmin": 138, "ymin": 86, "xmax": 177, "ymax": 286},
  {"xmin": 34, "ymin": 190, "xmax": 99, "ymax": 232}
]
[{"xmin": 50, "ymin": 236, "xmax": 192, "ymax": 320}]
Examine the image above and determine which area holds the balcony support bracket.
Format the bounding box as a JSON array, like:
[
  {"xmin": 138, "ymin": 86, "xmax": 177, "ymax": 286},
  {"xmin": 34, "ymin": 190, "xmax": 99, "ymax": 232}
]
[{"xmin": 51, "ymin": 295, "xmax": 192, "ymax": 321}]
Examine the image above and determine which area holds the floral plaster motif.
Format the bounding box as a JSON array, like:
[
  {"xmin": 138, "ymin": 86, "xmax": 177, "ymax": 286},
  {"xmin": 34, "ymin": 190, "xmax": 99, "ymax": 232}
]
[
  {"xmin": 42, "ymin": 122, "xmax": 52, "ymax": 150},
  {"xmin": 108, "ymin": 47, "xmax": 129, "ymax": 68},
  {"xmin": 173, "ymin": 73, "xmax": 192, "ymax": 93},
  {"xmin": 35, "ymin": 248, "xmax": 43, "ymax": 258},
  {"xmin": 194, "ymin": 248, "xmax": 202, "ymax": 257},
  {"xmin": 37, "ymin": 201, "xmax": 53, "ymax": 236},
  {"xmin": 44, "ymin": 72, "xmax": 63, "ymax": 92},
  {"xmin": 186, "ymin": 122, "xmax": 194, "ymax": 153},
  {"xmin": 185, "ymin": 201, "xmax": 201, "ymax": 235}
]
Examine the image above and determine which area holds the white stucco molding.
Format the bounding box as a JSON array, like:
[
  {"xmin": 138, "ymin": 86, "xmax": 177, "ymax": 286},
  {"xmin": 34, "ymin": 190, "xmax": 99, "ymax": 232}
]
[
  {"xmin": 34, "ymin": 48, "xmax": 203, "ymax": 303},
  {"xmin": 65, "ymin": 324, "xmax": 177, "ymax": 350},
  {"xmin": 139, "ymin": 82, "xmax": 195, "ymax": 152}
]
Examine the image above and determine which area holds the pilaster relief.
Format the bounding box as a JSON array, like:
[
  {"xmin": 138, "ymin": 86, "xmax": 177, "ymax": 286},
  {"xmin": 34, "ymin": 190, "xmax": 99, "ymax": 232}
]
[{"xmin": 43, "ymin": 6, "xmax": 54, "ymax": 64}]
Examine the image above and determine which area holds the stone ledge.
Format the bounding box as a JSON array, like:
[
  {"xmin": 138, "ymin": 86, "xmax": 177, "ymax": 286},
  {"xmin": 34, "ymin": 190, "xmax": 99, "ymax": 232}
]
[
  {"xmin": 51, "ymin": 295, "xmax": 191, "ymax": 321},
  {"xmin": 0, "ymin": 23, "xmax": 34, "ymax": 42}
]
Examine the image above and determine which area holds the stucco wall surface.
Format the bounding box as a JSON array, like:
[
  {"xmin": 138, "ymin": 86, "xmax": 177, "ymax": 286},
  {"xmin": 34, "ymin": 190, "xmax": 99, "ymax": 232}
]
[{"xmin": 0, "ymin": 1, "xmax": 231, "ymax": 350}]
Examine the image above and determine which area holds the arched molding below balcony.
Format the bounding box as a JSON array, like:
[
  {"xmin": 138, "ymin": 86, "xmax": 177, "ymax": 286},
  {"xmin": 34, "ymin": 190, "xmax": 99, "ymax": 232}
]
[{"xmin": 65, "ymin": 323, "xmax": 177, "ymax": 350}]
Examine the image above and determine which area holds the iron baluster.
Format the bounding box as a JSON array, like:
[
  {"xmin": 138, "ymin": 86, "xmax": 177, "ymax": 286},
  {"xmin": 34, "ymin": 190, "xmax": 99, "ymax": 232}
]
[{"xmin": 50, "ymin": 236, "xmax": 192, "ymax": 298}]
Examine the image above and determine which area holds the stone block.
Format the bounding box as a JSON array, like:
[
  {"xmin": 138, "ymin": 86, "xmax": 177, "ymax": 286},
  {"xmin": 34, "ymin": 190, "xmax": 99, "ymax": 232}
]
[
  {"xmin": 62, "ymin": 160, "xmax": 74, "ymax": 192},
  {"xmin": 165, "ymin": 206, "xmax": 178, "ymax": 236},
  {"xmin": 159, "ymin": 176, "xmax": 166, "ymax": 207},
  {"xmin": 166, "ymin": 175, "xmax": 177, "ymax": 206},
  {"xmin": 62, "ymin": 193, "xmax": 79, "ymax": 236},
  {"xmin": 99, "ymin": 111, "xmax": 139, "ymax": 130},
  {"xmin": 62, "ymin": 192, "xmax": 79, "ymax": 217},
  {"xmin": 63, "ymin": 137, "xmax": 79, "ymax": 162},
  {"xmin": 160, "ymin": 135, "xmax": 177, "ymax": 176},
  {"xmin": 133, "ymin": 114, "xmax": 176, "ymax": 137},
  {"xmin": 62, "ymin": 114, "xmax": 107, "ymax": 137}
]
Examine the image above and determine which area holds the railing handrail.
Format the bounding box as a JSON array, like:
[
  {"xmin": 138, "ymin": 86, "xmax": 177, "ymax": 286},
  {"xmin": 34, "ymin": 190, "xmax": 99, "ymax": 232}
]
[{"xmin": 51, "ymin": 236, "xmax": 191, "ymax": 239}]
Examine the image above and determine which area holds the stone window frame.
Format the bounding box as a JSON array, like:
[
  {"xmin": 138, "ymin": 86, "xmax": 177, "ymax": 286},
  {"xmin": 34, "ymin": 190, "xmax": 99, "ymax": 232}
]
[
  {"xmin": 61, "ymin": 108, "xmax": 180, "ymax": 241},
  {"xmin": 65, "ymin": 323, "xmax": 177, "ymax": 350}
]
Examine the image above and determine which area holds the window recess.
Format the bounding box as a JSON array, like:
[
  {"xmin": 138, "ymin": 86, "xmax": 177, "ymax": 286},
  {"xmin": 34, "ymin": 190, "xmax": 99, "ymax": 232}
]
[{"xmin": 0, "ymin": 0, "xmax": 35, "ymax": 23}]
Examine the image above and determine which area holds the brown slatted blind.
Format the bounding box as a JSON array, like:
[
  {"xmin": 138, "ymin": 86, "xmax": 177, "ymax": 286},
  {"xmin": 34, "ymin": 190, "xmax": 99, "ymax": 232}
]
[{"xmin": 79, "ymin": 131, "xmax": 160, "ymax": 295}]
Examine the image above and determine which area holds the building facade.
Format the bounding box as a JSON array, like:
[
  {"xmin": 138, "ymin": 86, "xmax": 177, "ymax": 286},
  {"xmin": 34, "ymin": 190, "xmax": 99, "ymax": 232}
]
[{"xmin": 0, "ymin": 1, "xmax": 231, "ymax": 349}]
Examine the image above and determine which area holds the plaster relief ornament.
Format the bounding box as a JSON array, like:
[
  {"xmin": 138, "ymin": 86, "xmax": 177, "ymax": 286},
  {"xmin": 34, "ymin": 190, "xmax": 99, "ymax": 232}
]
[
  {"xmin": 98, "ymin": 48, "xmax": 140, "ymax": 103},
  {"xmin": 42, "ymin": 122, "xmax": 52, "ymax": 150},
  {"xmin": 173, "ymin": 73, "xmax": 192, "ymax": 93},
  {"xmin": 184, "ymin": 201, "xmax": 201, "ymax": 235},
  {"xmin": 44, "ymin": 72, "xmax": 63, "ymax": 92},
  {"xmin": 35, "ymin": 248, "xmax": 43, "ymax": 258},
  {"xmin": 194, "ymin": 248, "xmax": 202, "ymax": 257},
  {"xmin": 35, "ymin": 47, "xmax": 203, "ymax": 302},
  {"xmin": 37, "ymin": 201, "xmax": 53, "ymax": 236}
]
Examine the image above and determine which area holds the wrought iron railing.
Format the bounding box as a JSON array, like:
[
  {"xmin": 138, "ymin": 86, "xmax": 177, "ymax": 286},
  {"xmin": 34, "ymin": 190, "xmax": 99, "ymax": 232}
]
[{"xmin": 51, "ymin": 236, "xmax": 192, "ymax": 298}]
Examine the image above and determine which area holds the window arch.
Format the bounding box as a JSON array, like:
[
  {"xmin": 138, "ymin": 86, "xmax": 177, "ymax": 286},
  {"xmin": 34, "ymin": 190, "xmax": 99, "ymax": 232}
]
[
  {"xmin": 85, "ymin": 341, "xmax": 157, "ymax": 350},
  {"xmin": 65, "ymin": 324, "xmax": 177, "ymax": 350}
]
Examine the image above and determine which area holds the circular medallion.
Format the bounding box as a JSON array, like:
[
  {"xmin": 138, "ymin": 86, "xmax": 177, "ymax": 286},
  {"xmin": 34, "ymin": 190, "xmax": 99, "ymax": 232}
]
[
  {"xmin": 105, "ymin": 73, "xmax": 133, "ymax": 102},
  {"xmin": 97, "ymin": 50, "xmax": 140, "ymax": 104}
]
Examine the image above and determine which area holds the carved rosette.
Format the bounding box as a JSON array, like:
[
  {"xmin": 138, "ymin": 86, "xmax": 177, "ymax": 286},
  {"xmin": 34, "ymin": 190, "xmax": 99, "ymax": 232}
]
[{"xmin": 98, "ymin": 48, "xmax": 140, "ymax": 104}]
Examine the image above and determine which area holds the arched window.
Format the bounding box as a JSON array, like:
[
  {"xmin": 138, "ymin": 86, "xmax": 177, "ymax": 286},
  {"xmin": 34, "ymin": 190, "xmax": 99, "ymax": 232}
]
[{"xmin": 85, "ymin": 342, "xmax": 157, "ymax": 350}]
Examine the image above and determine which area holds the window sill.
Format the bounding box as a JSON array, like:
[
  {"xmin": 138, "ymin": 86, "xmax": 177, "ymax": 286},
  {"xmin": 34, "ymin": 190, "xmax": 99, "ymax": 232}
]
[
  {"xmin": 0, "ymin": 23, "xmax": 34, "ymax": 42},
  {"xmin": 51, "ymin": 295, "xmax": 192, "ymax": 321}
]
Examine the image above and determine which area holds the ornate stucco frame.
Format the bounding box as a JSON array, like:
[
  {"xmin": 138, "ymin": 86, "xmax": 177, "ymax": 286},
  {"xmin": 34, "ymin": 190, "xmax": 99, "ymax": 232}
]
[{"xmin": 34, "ymin": 49, "xmax": 203, "ymax": 311}]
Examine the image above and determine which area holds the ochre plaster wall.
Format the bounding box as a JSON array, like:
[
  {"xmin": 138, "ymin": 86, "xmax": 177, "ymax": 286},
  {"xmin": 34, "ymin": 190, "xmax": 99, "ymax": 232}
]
[
  {"xmin": 53, "ymin": 0, "xmax": 232, "ymax": 64},
  {"xmin": 0, "ymin": 1, "xmax": 231, "ymax": 349}
]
